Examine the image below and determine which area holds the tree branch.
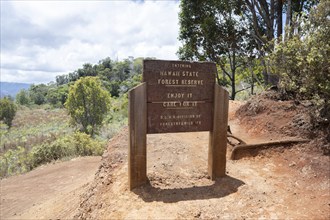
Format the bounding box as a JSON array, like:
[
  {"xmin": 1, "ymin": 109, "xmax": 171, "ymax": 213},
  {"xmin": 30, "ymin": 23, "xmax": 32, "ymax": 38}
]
[
  {"xmin": 235, "ymin": 86, "xmax": 252, "ymax": 94},
  {"xmin": 245, "ymin": 0, "xmax": 267, "ymax": 46},
  {"xmin": 219, "ymin": 63, "xmax": 232, "ymax": 81},
  {"xmin": 231, "ymin": 139, "xmax": 309, "ymax": 160}
]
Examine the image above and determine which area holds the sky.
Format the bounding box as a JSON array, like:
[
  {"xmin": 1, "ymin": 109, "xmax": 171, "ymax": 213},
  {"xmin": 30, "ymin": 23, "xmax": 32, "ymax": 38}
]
[{"xmin": 0, "ymin": 0, "xmax": 181, "ymax": 84}]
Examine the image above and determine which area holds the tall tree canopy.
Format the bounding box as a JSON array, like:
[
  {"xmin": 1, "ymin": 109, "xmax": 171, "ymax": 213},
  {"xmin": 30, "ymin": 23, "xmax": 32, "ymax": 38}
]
[
  {"xmin": 178, "ymin": 0, "xmax": 321, "ymax": 97},
  {"xmin": 178, "ymin": 0, "xmax": 250, "ymax": 100},
  {"xmin": 244, "ymin": 0, "xmax": 320, "ymax": 46}
]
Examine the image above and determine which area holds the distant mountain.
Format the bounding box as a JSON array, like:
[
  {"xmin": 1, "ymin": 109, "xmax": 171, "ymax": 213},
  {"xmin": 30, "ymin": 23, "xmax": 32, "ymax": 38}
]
[{"xmin": 0, "ymin": 82, "xmax": 31, "ymax": 98}]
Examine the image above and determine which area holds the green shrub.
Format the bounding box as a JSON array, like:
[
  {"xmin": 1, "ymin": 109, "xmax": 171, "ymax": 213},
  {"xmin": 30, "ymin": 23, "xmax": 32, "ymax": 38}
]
[
  {"xmin": 16, "ymin": 89, "xmax": 31, "ymax": 106},
  {"xmin": 0, "ymin": 97, "xmax": 17, "ymax": 128},
  {"xmin": 72, "ymin": 132, "xmax": 104, "ymax": 156},
  {"xmin": 100, "ymin": 95, "xmax": 128, "ymax": 140},
  {"xmin": 0, "ymin": 146, "xmax": 32, "ymax": 177},
  {"xmin": 30, "ymin": 132, "xmax": 105, "ymax": 168},
  {"xmin": 30, "ymin": 136, "xmax": 74, "ymax": 167},
  {"xmin": 270, "ymin": 1, "xmax": 329, "ymax": 102},
  {"xmin": 0, "ymin": 132, "xmax": 105, "ymax": 178}
]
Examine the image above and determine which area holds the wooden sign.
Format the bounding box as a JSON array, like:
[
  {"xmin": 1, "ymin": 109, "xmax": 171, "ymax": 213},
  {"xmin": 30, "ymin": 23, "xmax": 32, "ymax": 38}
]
[
  {"xmin": 143, "ymin": 60, "xmax": 216, "ymax": 133},
  {"xmin": 128, "ymin": 60, "xmax": 229, "ymax": 190}
]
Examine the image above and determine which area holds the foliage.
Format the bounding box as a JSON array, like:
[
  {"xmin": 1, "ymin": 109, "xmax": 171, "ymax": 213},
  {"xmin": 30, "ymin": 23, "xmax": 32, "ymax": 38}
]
[
  {"xmin": 16, "ymin": 89, "xmax": 30, "ymax": 106},
  {"xmin": 0, "ymin": 132, "xmax": 105, "ymax": 178},
  {"xmin": 270, "ymin": 0, "xmax": 329, "ymax": 100},
  {"xmin": 30, "ymin": 132, "xmax": 104, "ymax": 167},
  {"xmin": 0, "ymin": 56, "xmax": 142, "ymax": 178},
  {"xmin": 16, "ymin": 57, "xmax": 143, "ymax": 108},
  {"xmin": 0, "ymin": 146, "xmax": 32, "ymax": 177},
  {"xmin": 46, "ymin": 84, "xmax": 69, "ymax": 107},
  {"xmin": 65, "ymin": 77, "xmax": 111, "ymax": 135},
  {"xmin": 99, "ymin": 94, "xmax": 129, "ymax": 140},
  {"xmin": 0, "ymin": 97, "xmax": 17, "ymax": 127},
  {"xmin": 97, "ymin": 58, "xmax": 141, "ymax": 96},
  {"xmin": 61, "ymin": 57, "xmax": 142, "ymax": 97},
  {"xmin": 178, "ymin": 0, "xmax": 255, "ymax": 99},
  {"xmin": 177, "ymin": 0, "xmax": 320, "ymax": 90},
  {"xmin": 29, "ymin": 84, "xmax": 48, "ymax": 105}
]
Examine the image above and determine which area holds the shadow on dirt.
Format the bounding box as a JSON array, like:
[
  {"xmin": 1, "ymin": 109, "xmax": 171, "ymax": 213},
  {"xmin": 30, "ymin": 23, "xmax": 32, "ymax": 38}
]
[{"xmin": 133, "ymin": 175, "xmax": 245, "ymax": 203}]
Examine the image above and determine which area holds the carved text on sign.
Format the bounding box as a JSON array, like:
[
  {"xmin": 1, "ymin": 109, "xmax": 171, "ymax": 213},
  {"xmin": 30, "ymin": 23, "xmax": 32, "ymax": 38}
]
[{"xmin": 143, "ymin": 60, "xmax": 216, "ymax": 134}]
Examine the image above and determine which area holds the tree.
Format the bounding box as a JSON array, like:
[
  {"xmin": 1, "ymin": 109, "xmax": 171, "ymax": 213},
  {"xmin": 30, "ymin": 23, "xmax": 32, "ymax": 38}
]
[
  {"xmin": 113, "ymin": 59, "xmax": 131, "ymax": 81},
  {"xmin": 244, "ymin": 0, "xmax": 319, "ymax": 45},
  {"xmin": 56, "ymin": 74, "xmax": 69, "ymax": 86},
  {"xmin": 178, "ymin": 0, "xmax": 250, "ymax": 100},
  {"xmin": 0, "ymin": 97, "xmax": 17, "ymax": 128},
  {"xmin": 77, "ymin": 63, "xmax": 98, "ymax": 78},
  {"xmin": 29, "ymin": 84, "xmax": 48, "ymax": 105},
  {"xmin": 65, "ymin": 77, "xmax": 111, "ymax": 135},
  {"xmin": 46, "ymin": 85, "xmax": 69, "ymax": 107},
  {"xmin": 243, "ymin": 0, "xmax": 319, "ymax": 85},
  {"xmin": 16, "ymin": 89, "xmax": 30, "ymax": 106}
]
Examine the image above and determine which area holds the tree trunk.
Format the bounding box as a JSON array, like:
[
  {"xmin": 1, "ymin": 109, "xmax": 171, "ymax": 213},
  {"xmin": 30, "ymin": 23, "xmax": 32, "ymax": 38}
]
[
  {"xmin": 285, "ymin": 0, "xmax": 292, "ymax": 40},
  {"xmin": 231, "ymin": 77, "xmax": 236, "ymax": 100},
  {"xmin": 276, "ymin": 0, "xmax": 283, "ymax": 39},
  {"xmin": 249, "ymin": 65, "xmax": 255, "ymax": 95},
  {"xmin": 260, "ymin": 53, "xmax": 269, "ymax": 85},
  {"xmin": 286, "ymin": 0, "xmax": 292, "ymax": 27},
  {"xmin": 231, "ymin": 50, "xmax": 236, "ymax": 100}
]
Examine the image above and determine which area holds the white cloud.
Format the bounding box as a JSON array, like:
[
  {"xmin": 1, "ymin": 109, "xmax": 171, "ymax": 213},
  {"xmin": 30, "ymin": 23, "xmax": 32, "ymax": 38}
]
[{"xmin": 0, "ymin": 0, "xmax": 181, "ymax": 84}]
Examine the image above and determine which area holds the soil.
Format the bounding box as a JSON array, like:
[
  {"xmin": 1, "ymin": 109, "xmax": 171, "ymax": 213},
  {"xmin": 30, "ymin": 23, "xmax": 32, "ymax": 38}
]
[
  {"xmin": 0, "ymin": 156, "xmax": 101, "ymax": 219},
  {"xmin": 1, "ymin": 95, "xmax": 329, "ymax": 219}
]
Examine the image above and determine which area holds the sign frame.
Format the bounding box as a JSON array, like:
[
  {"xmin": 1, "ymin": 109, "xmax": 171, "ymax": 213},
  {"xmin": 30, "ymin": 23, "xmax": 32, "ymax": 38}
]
[{"xmin": 128, "ymin": 60, "xmax": 229, "ymax": 190}]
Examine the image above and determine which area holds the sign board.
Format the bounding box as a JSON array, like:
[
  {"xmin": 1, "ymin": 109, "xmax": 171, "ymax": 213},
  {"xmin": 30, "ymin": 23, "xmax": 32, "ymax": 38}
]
[
  {"xmin": 128, "ymin": 59, "xmax": 229, "ymax": 190},
  {"xmin": 143, "ymin": 60, "xmax": 217, "ymax": 133}
]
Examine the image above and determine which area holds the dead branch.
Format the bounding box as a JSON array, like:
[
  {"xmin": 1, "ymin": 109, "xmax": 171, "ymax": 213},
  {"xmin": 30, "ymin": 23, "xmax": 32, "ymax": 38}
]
[
  {"xmin": 230, "ymin": 139, "xmax": 310, "ymax": 160},
  {"xmin": 227, "ymin": 134, "xmax": 247, "ymax": 145}
]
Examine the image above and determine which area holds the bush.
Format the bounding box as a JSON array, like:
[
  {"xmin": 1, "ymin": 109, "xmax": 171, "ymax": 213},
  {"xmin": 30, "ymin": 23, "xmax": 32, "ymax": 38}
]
[
  {"xmin": 30, "ymin": 132, "xmax": 105, "ymax": 168},
  {"xmin": 16, "ymin": 89, "xmax": 30, "ymax": 106},
  {"xmin": 0, "ymin": 97, "xmax": 17, "ymax": 128},
  {"xmin": 30, "ymin": 136, "xmax": 74, "ymax": 166},
  {"xmin": 71, "ymin": 132, "xmax": 104, "ymax": 156},
  {"xmin": 0, "ymin": 132, "xmax": 105, "ymax": 178},
  {"xmin": 271, "ymin": 1, "xmax": 329, "ymax": 102},
  {"xmin": 0, "ymin": 146, "xmax": 32, "ymax": 177}
]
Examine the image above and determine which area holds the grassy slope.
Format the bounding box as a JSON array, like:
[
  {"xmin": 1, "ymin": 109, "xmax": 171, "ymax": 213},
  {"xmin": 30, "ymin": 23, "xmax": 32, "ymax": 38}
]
[{"xmin": 1, "ymin": 106, "xmax": 72, "ymax": 153}]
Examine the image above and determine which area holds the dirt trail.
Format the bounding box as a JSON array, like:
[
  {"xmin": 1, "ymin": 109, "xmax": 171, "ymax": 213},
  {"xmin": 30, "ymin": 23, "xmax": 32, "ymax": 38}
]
[
  {"xmin": 0, "ymin": 156, "xmax": 101, "ymax": 219},
  {"xmin": 228, "ymin": 101, "xmax": 275, "ymax": 144}
]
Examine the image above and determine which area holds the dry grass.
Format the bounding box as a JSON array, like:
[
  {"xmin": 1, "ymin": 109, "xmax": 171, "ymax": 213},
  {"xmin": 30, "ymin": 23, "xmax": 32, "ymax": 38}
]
[{"xmin": 1, "ymin": 107, "xmax": 72, "ymax": 153}]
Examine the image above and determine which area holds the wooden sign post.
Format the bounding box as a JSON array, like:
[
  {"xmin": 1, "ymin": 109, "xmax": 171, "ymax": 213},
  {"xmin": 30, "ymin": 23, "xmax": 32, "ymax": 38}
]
[{"xmin": 129, "ymin": 60, "xmax": 229, "ymax": 190}]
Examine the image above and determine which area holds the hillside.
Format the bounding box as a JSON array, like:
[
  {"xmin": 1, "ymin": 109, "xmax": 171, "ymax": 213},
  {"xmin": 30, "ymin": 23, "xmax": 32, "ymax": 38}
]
[
  {"xmin": 2, "ymin": 95, "xmax": 328, "ymax": 219},
  {"xmin": 0, "ymin": 82, "xmax": 31, "ymax": 98}
]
